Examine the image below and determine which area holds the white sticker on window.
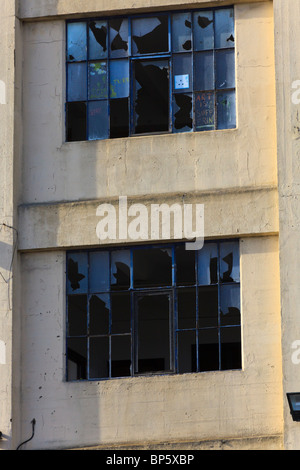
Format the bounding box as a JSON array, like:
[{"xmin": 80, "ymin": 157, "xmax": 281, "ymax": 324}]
[{"xmin": 174, "ymin": 74, "xmax": 189, "ymax": 90}]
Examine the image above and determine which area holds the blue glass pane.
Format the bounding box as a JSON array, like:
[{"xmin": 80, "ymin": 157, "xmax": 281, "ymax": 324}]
[
  {"xmin": 194, "ymin": 51, "xmax": 214, "ymax": 91},
  {"xmin": 173, "ymin": 93, "xmax": 193, "ymax": 133},
  {"xmin": 89, "ymin": 20, "xmax": 108, "ymax": 59},
  {"xmin": 173, "ymin": 53, "xmax": 192, "ymax": 93},
  {"xmin": 220, "ymin": 241, "xmax": 240, "ymax": 283},
  {"xmin": 215, "ymin": 9, "xmax": 235, "ymax": 49},
  {"xmin": 195, "ymin": 92, "xmax": 215, "ymax": 132},
  {"xmin": 197, "ymin": 243, "xmax": 218, "ymax": 285},
  {"xmin": 110, "ymin": 60, "xmax": 129, "ymax": 99},
  {"xmin": 217, "ymin": 90, "xmax": 236, "ymax": 129},
  {"xmin": 132, "ymin": 16, "xmax": 169, "ymax": 55},
  {"xmin": 216, "ymin": 50, "xmax": 235, "ymax": 89},
  {"xmin": 89, "ymin": 251, "xmax": 110, "ymax": 292},
  {"xmin": 67, "ymin": 253, "xmax": 88, "ymax": 293},
  {"xmin": 67, "ymin": 22, "xmax": 87, "ymax": 61},
  {"xmin": 220, "ymin": 284, "xmax": 240, "ymax": 326},
  {"xmin": 193, "ymin": 11, "xmax": 214, "ymax": 51},
  {"xmin": 109, "ymin": 18, "xmax": 129, "ymax": 58},
  {"xmin": 88, "ymin": 61, "xmax": 108, "ymax": 100},
  {"xmin": 88, "ymin": 101, "xmax": 109, "ymax": 140},
  {"xmin": 67, "ymin": 63, "xmax": 87, "ymax": 102},
  {"xmin": 111, "ymin": 250, "xmax": 131, "ymax": 290},
  {"xmin": 172, "ymin": 12, "xmax": 192, "ymax": 52}
]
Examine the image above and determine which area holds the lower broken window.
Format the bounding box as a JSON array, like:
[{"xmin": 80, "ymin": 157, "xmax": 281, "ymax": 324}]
[{"xmin": 66, "ymin": 240, "xmax": 241, "ymax": 381}]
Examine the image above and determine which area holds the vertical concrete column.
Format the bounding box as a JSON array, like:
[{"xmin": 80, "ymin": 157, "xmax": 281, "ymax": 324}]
[{"xmin": 0, "ymin": 0, "xmax": 20, "ymax": 450}]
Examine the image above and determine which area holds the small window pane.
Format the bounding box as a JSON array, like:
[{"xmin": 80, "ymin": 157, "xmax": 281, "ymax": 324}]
[
  {"xmin": 220, "ymin": 284, "xmax": 240, "ymax": 326},
  {"xmin": 173, "ymin": 53, "xmax": 192, "ymax": 93},
  {"xmin": 198, "ymin": 285, "xmax": 218, "ymax": 328},
  {"xmin": 68, "ymin": 295, "xmax": 87, "ymax": 336},
  {"xmin": 195, "ymin": 92, "xmax": 215, "ymax": 132},
  {"xmin": 89, "ymin": 336, "xmax": 109, "ymax": 379},
  {"xmin": 89, "ymin": 20, "xmax": 108, "ymax": 59},
  {"xmin": 198, "ymin": 328, "xmax": 219, "ymax": 372},
  {"xmin": 220, "ymin": 241, "xmax": 240, "ymax": 283},
  {"xmin": 110, "ymin": 98, "xmax": 129, "ymax": 138},
  {"xmin": 67, "ymin": 337, "xmax": 87, "ymax": 380},
  {"xmin": 109, "ymin": 18, "xmax": 129, "ymax": 58},
  {"xmin": 88, "ymin": 101, "xmax": 109, "ymax": 140},
  {"xmin": 194, "ymin": 51, "xmax": 214, "ymax": 91},
  {"xmin": 66, "ymin": 102, "xmax": 87, "ymax": 142},
  {"xmin": 111, "ymin": 250, "xmax": 131, "ymax": 290},
  {"xmin": 132, "ymin": 16, "xmax": 169, "ymax": 55},
  {"xmin": 216, "ymin": 50, "xmax": 235, "ymax": 90},
  {"xmin": 172, "ymin": 12, "xmax": 192, "ymax": 52},
  {"xmin": 89, "ymin": 294, "xmax": 110, "ymax": 335},
  {"xmin": 197, "ymin": 243, "xmax": 218, "ymax": 285},
  {"xmin": 88, "ymin": 61, "xmax": 108, "ymax": 100},
  {"xmin": 111, "ymin": 335, "xmax": 131, "ymax": 377},
  {"xmin": 67, "ymin": 22, "xmax": 87, "ymax": 61},
  {"xmin": 133, "ymin": 247, "xmax": 172, "ymax": 288},
  {"xmin": 110, "ymin": 59, "xmax": 129, "ymax": 99},
  {"xmin": 193, "ymin": 11, "xmax": 214, "ymax": 51},
  {"xmin": 67, "ymin": 253, "xmax": 88, "ymax": 293},
  {"xmin": 217, "ymin": 90, "xmax": 236, "ymax": 129},
  {"xmin": 176, "ymin": 245, "xmax": 195, "ymax": 285},
  {"xmin": 67, "ymin": 63, "xmax": 87, "ymax": 102},
  {"xmin": 111, "ymin": 292, "xmax": 131, "ymax": 334},
  {"xmin": 177, "ymin": 330, "xmax": 196, "ymax": 374},
  {"xmin": 173, "ymin": 93, "xmax": 193, "ymax": 133},
  {"xmin": 220, "ymin": 326, "xmax": 241, "ymax": 370},
  {"xmin": 177, "ymin": 288, "xmax": 196, "ymax": 329},
  {"xmin": 215, "ymin": 9, "xmax": 235, "ymax": 49},
  {"xmin": 89, "ymin": 251, "xmax": 110, "ymax": 292}
]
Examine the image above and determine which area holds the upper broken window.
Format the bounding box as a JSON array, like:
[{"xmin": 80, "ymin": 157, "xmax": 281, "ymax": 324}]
[{"xmin": 66, "ymin": 8, "xmax": 236, "ymax": 141}]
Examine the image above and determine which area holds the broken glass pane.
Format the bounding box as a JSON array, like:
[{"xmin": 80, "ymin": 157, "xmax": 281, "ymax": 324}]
[
  {"xmin": 89, "ymin": 294, "xmax": 109, "ymax": 335},
  {"xmin": 198, "ymin": 328, "xmax": 219, "ymax": 371},
  {"xmin": 110, "ymin": 59, "xmax": 129, "ymax": 99},
  {"xmin": 220, "ymin": 241, "xmax": 240, "ymax": 283},
  {"xmin": 89, "ymin": 20, "xmax": 108, "ymax": 59},
  {"xmin": 220, "ymin": 284, "xmax": 240, "ymax": 326},
  {"xmin": 173, "ymin": 53, "xmax": 192, "ymax": 93},
  {"xmin": 88, "ymin": 61, "xmax": 107, "ymax": 100},
  {"xmin": 132, "ymin": 15, "xmax": 169, "ymax": 55},
  {"xmin": 109, "ymin": 18, "xmax": 129, "ymax": 58},
  {"xmin": 172, "ymin": 12, "xmax": 192, "ymax": 52},
  {"xmin": 67, "ymin": 253, "xmax": 88, "ymax": 293},
  {"xmin": 110, "ymin": 98, "xmax": 129, "ymax": 138},
  {"xmin": 175, "ymin": 245, "xmax": 195, "ymax": 285},
  {"xmin": 194, "ymin": 51, "xmax": 214, "ymax": 91},
  {"xmin": 67, "ymin": 22, "xmax": 87, "ymax": 61},
  {"xmin": 89, "ymin": 251, "xmax": 110, "ymax": 293},
  {"xmin": 173, "ymin": 93, "xmax": 193, "ymax": 133},
  {"xmin": 198, "ymin": 285, "xmax": 218, "ymax": 328},
  {"xmin": 217, "ymin": 90, "xmax": 236, "ymax": 129},
  {"xmin": 136, "ymin": 293, "xmax": 171, "ymax": 373},
  {"xmin": 111, "ymin": 250, "xmax": 131, "ymax": 290},
  {"xmin": 177, "ymin": 287, "xmax": 196, "ymax": 329},
  {"xmin": 134, "ymin": 59, "xmax": 169, "ymax": 134},
  {"xmin": 215, "ymin": 9, "xmax": 235, "ymax": 49},
  {"xmin": 88, "ymin": 100, "xmax": 109, "ymax": 140},
  {"xmin": 67, "ymin": 337, "xmax": 87, "ymax": 380},
  {"xmin": 133, "ymin": 247, "xmax": 172, "ymax": 287},
  {"xmin": 68, "ymin": 295, "xmax": 87, "ymax": 336},
  {"xmin": 216, "ymin": 49, "xmax": 235, "ymax": 90},
  {"xmin": 111, "ymin": 335, "xmax": 131, "ymax": 377},
  {"xmin": 111, "ymin": 292, "xmax": 131, "ymax": 334},
  {"xmin": 197, "ymin": 243, "xmax": 218, "ymax": 285},
  {"xmin": 220, "ymin": 326, "xmax": 241, "ymax": 370},
  {"xmin": 67, "ymin": 63, "xmax": 87, "ymax": 102},
  {"xmin": 66, "ymin": 102, "xmax": 87, "ymax": 142},
  {"xmin": 193, "ymin": 11, "xmax": 214, "ymax": 51},
  {"xmin": 195, "ymin": 92, "xmax": 215, "ymax": 131},
  {"xmin": 177, "ymin": 330, "xmax": 196, "ymax": 374},
  {"xmin": 89, "ymin": 336, "xmax": 109, "ymax": 378}
]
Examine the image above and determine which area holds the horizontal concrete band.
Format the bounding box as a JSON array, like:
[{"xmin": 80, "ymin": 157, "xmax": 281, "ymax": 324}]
[
  {"xmin": 18, "ymin": 0, "xmax": 271, "ymax": 20},
  {"xmin": 18, "ymin": 185, "xmax": 279, "ymax": 251}
]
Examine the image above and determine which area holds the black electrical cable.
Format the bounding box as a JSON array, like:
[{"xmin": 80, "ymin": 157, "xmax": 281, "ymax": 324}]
[{"xmin": 16, "ymin": 419, "xmax": 36, "ymax": 450}]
